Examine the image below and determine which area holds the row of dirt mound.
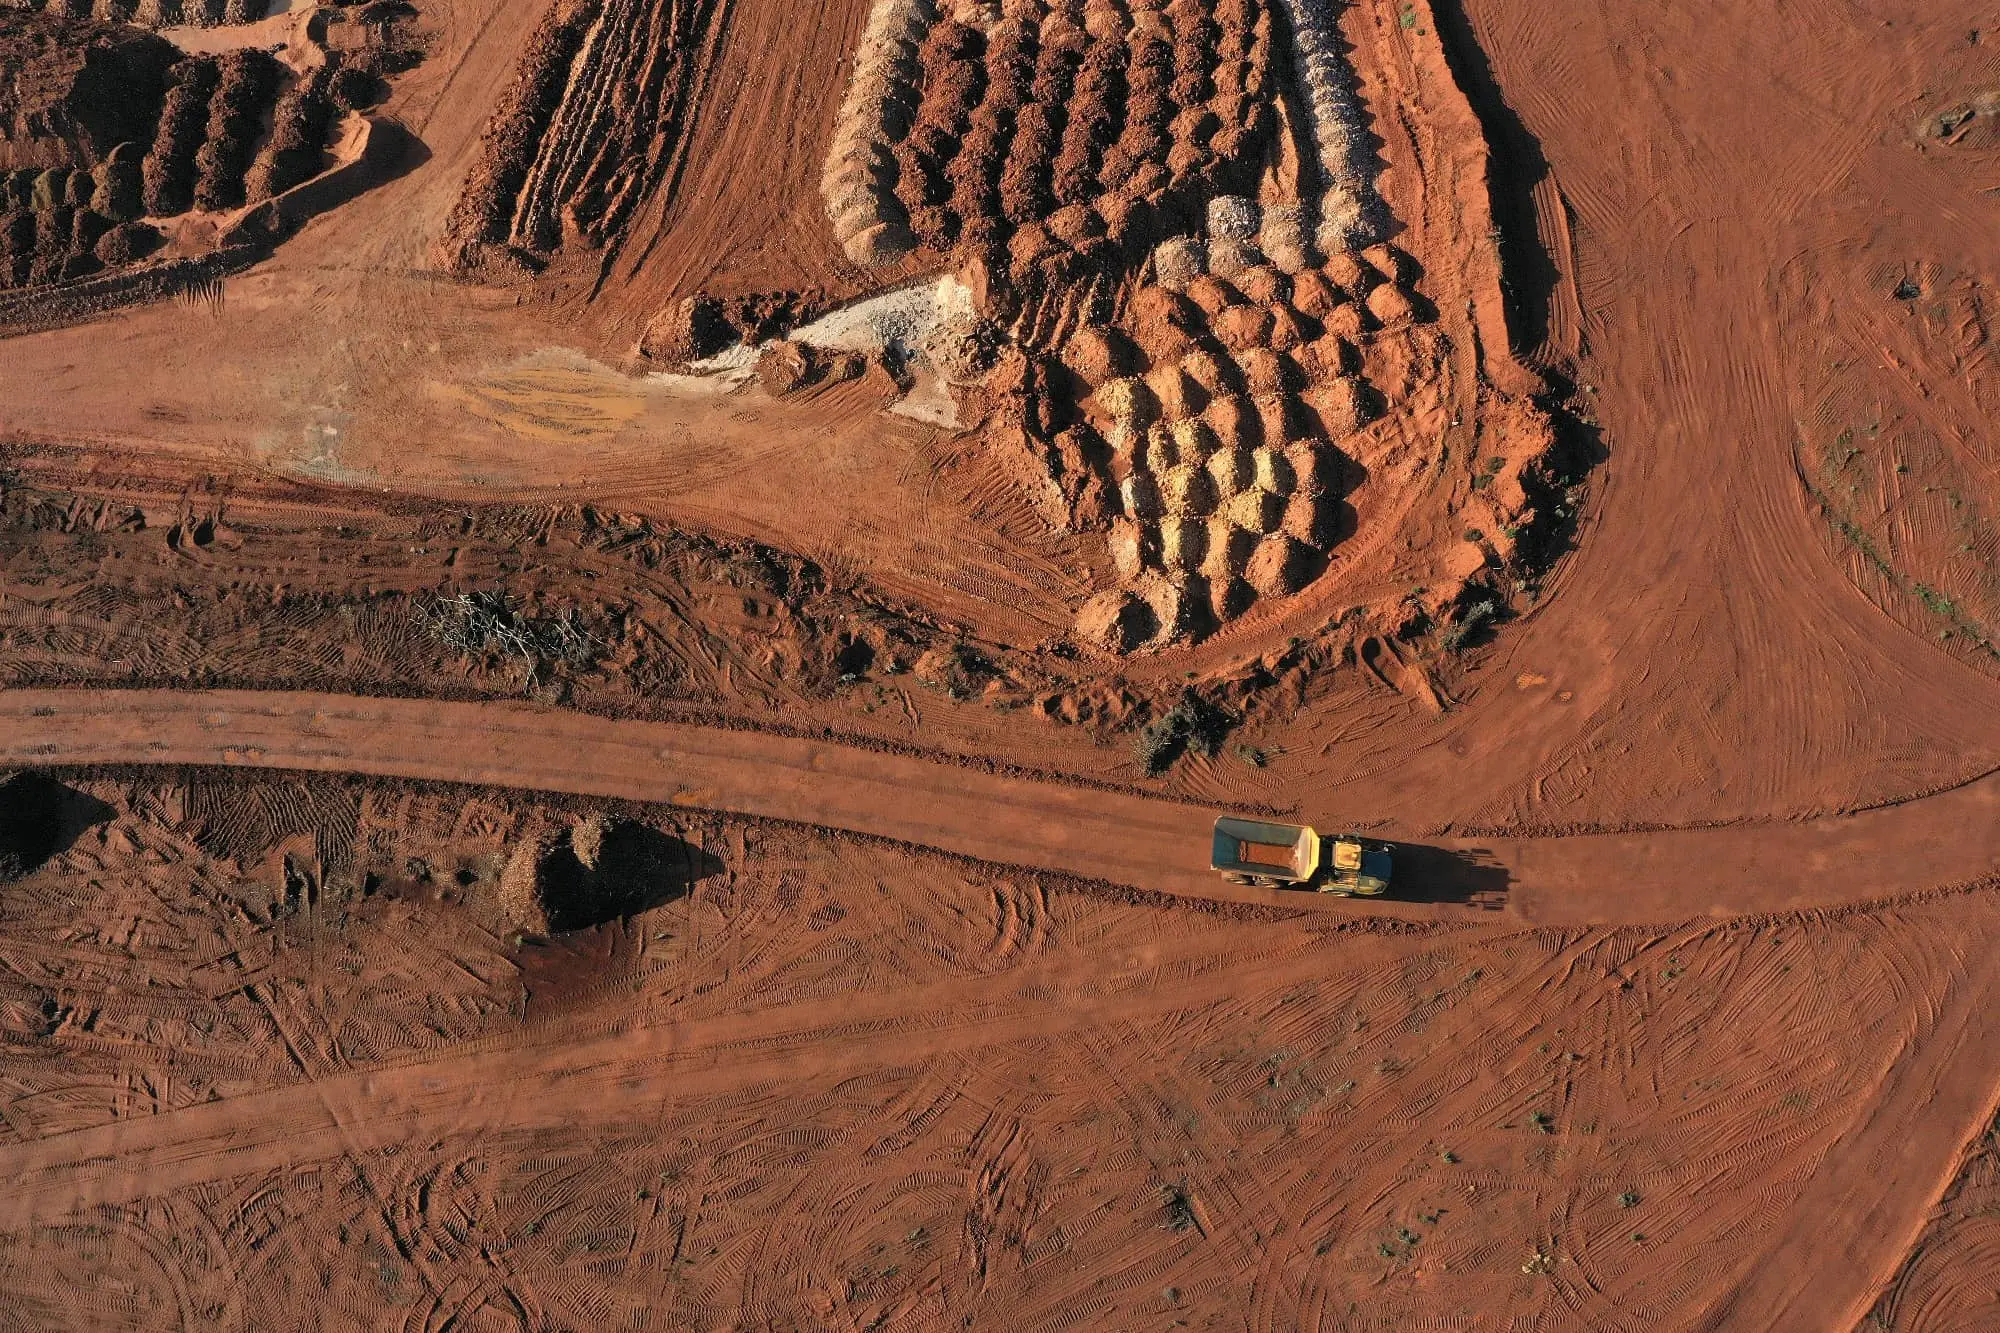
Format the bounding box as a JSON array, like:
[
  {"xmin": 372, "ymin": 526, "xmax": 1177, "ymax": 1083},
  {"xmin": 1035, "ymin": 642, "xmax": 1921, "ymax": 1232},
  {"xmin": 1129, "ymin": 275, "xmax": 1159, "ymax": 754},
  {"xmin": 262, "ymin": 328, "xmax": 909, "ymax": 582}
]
[
  {"xmin": 141, "ymin": 50, "xmax": 285, "ymax": 215},
  {"xmin": 0, "ymin": 33, "xmax": 364, "ymax": 291},
  {"xmin": 437, "ymin": 0, "xmax": 719, "ymax": 274},
  {"xmin": 1267, "ymin": 0, "xmax": 1381, "ymax": 252},
  {"xmin": 0, "ymin": 196, "xmax": 160, "ymax": 285},
  {"xmin": 0, "ymin": 0, "xmax": 269, "ymax": 28},
  {"xmin": 0, "ymin": 1, "xmax": 421, "ymax": 298},
  {"xmin": 976, "ymin": 197, "xmax": 1434, "ymax": 651},
  {"xmin": 0, "ymin": 11, "xmax": 177, "ymax": 162},
  {"xmin": 812, "ymin": 3, "xmax": 1447, "ymax": 654},
  {"xmin": 826, "ymin": 0, "xmax": 1283, "ymax": 327}
]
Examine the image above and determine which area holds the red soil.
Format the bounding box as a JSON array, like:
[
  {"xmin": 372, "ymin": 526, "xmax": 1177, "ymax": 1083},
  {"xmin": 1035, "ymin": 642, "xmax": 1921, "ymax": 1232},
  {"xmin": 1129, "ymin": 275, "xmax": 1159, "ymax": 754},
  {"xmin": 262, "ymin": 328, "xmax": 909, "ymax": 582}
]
[{"xmin": 2, "ymin": 0, "xmax": 2000, "ymax": 1323}]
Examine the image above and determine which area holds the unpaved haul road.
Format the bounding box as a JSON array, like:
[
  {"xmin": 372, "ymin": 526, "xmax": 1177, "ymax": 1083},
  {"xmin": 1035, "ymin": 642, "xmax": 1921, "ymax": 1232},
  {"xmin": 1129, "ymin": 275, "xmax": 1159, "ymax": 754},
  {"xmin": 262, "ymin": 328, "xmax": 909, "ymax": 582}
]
[{"xmin": 5, "ymin": 689, "xmax": 2000, "ymax": 924}]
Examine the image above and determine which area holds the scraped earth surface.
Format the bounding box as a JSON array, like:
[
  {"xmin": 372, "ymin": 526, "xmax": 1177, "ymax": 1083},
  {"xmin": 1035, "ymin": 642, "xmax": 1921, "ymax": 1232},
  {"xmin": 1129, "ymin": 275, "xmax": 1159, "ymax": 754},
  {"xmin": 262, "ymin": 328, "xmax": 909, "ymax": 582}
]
[{"xmin": 4, "ymin": 0, "xmax": 2000, "ymax": 1325}]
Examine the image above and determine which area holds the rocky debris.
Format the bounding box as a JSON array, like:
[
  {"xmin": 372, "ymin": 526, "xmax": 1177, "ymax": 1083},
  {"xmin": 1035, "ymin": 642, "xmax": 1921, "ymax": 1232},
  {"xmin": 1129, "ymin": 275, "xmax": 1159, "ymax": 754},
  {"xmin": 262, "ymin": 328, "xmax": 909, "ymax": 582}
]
[
  {"xmin": 499, "ymin": 814, "xmax": 693, "ymax": 934},
  {"xmin": 640, "ymin": 295, "xmax": 733, "ymax": 365},
  {"xmin": 922, "ymin": 311, "xmax": 1001, "ymax": 382},
  {"xmin": 757, "ymin": 339, "xmax": 816, "ymax": 395},
  {"xmin": 1075, "ymin": 588, "xmax": 1158, "ymax": 653}
]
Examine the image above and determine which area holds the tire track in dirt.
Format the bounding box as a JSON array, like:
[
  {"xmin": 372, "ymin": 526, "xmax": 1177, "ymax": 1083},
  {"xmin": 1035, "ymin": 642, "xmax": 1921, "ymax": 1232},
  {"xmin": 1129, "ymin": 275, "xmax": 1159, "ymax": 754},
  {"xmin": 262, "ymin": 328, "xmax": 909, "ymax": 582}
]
[
  {"xmin": 1692, "ymin": 905, "xmax": 2000, "ymax": 1329},
  {"xmin": 9, "ymin": 689, "xmax": 2000, "ymax": 927},
  {"xmin": 0, "ymin": 910, "xmax": 1473, "ymax": 1229},
  {"xmin": 1371, "ymin": 0, "xmax": 2000, "ymax": 841}
]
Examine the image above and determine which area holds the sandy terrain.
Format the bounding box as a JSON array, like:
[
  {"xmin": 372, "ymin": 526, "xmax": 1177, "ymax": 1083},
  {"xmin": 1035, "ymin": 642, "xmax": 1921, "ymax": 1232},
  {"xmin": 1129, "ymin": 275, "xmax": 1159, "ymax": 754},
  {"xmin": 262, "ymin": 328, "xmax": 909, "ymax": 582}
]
[
  {"xmin": 2, "ymin": 0, "xmax": 2000, "ymax": 1324},
  {"xmin": 2, "ymin": 768, "xmax": 1999, "ymax": 1328},
  {"xmin": 8, "ymin": 687, "xmax": 2000, "ymax": 928}
]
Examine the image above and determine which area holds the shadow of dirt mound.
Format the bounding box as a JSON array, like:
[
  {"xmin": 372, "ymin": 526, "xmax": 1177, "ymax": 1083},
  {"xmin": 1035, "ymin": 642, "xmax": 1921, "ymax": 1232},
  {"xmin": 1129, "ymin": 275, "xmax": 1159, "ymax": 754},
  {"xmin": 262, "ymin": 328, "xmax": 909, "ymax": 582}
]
[
  {"xmin": 1425, "ymin": 0, "xmax": 1562, "ymax": 359},
  {"xmin": 501, "ymin": 817, "xmax": 723, "ymax": 935},
  {"xmin": 0, "ymin": 772, "xmax": 115, "ymax": 882}
]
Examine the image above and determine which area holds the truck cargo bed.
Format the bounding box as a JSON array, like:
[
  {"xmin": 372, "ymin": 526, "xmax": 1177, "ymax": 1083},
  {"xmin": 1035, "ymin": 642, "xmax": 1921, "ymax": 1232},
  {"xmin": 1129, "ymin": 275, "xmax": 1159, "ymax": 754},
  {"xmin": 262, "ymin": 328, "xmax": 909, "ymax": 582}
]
[{"xmin": 1210, "ymin": 817, "xmax": 1320, "ymax": 883}]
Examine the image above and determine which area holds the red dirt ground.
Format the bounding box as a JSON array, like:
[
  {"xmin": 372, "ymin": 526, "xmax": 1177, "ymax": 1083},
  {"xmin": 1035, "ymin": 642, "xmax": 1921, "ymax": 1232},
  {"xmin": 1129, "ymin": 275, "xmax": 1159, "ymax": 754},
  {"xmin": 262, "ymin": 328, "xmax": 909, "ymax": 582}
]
[{"xmin": 3, "ymin": 0, "xmax": 2000, "ymax": 1325}]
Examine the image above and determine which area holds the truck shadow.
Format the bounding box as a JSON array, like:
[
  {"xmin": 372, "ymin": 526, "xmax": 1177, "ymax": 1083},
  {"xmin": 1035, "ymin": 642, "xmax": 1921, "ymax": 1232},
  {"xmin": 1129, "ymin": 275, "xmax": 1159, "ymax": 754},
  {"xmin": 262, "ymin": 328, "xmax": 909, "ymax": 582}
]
[{"xmin": 1390, "ymin": 842, "xmax": 1512, "ymax": 908}]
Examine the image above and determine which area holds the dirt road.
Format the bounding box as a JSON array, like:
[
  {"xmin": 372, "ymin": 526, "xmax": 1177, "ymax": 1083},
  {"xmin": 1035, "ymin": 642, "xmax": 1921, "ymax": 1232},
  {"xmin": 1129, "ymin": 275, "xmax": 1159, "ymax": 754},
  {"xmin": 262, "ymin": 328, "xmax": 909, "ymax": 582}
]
[{"xmin": 6, "ymin": 688, "xmax": 1997, "ymax": 925}]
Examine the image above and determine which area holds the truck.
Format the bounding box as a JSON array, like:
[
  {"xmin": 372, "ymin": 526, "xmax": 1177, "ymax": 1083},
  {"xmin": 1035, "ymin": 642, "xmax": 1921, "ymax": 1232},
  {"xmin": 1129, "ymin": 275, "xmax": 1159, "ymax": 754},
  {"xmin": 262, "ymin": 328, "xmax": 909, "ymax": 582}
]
[{"xmin": 1210, "ymin": 816, "xmax": 1393, "ymax": 896}]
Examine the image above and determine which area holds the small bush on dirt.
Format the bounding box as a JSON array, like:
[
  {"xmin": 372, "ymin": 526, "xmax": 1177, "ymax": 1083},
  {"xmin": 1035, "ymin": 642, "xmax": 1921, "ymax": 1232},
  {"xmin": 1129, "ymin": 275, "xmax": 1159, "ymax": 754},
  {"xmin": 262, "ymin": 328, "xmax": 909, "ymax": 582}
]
[
  {"xmin": 424, "ymin": 588, "xmax": 595, "ymax": 677},
  {"xmin": 1133, "ymin": 687, "xmax": 1236, "ymax": 775},
  {"xmin": 1158, "ymin": 1183, "xmax": 1201, "ymax": 1234},
  {"xmin": 1442, "ymin": 594, "xmax": 1503, "ymax": 652}
]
